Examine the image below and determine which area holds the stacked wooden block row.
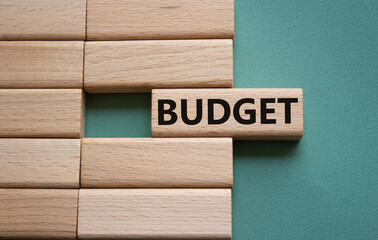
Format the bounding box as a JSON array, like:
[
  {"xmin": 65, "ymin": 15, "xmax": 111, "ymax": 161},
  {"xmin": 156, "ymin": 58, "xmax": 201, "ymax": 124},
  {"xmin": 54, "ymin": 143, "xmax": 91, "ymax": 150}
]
[
  {"xmin": 0, "ymin": 0, "xmax": 235, "ymax": 239},
  {"xmin": 1, "ymin": 139, "xmax": 232, "ymax": 239}
]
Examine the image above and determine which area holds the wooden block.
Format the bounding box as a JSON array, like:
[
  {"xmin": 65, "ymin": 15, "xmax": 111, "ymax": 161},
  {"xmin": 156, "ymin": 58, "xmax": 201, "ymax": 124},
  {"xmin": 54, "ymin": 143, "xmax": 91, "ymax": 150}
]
[
  {"xmin": 84, "ymin": 40, "xmax": 233, "ymax": 93},
  {"xmin": 78, "ymin": 189, "xmax": 231, "ymax": 239},
  {"xmin": 0, "ymin": 139, "xmax": 80, "ymax": 188},
  {"xmin": 0, "ymin": 89, "xmax": 85, "ymax": 138},
  {"xmin": 152, "ymin": 88, "xmax": 303, "ymax": 140},
  {"xmin": 87, "ymin": 0, "xmax": 234, "ymax": 40},
  {"xmin": 0, "ymin": 189, "xmax": 78, "ymax": 238},
  {"xmin": 81, "ymin": 138, "xmax": 232, "ymax": 188},
  {"xmin": 0, "ymin": 41, "xmax": 84, "ymax": 88},
  {"xmin": 0, "ymin": 0, "xmax": 86, "ymax": 40}
]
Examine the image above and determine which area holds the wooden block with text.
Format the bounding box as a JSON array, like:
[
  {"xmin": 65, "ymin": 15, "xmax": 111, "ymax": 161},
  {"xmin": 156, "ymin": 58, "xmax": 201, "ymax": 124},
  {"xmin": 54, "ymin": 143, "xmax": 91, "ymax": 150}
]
[
  {"xmin": 0, "ymin": 189, "xmax": 78, "ymax": 238},
  {"xmin": 152, "ymin": 89, "xmax": 303, "ymax": 140},
  {"xmin": 81, "ymin": 138, "xmax": 232, "ymax": 188},
  {"xmin": 84, "ymin": 40, "xmax": 233, "ymax": 93},
  {"xmin": 87, "ymin": 0, "xmax": 234, "ymax": 40},
  {"xmin": 0, "ymin": 89, "xmax": 85, "ymax": 138},
  {"xmin": 78, "ymin": 189, "xmax": 231, "ymax": 239},
  {"xmin": 0, "ymin": 0, "xmax": 86, "ymax": 40},
  {"xmin": 0, "ymin": 41, "xmax": 84, "ymax": 88},
  {"xmin": 0, "ymin": 139, "xmax": 80, "ymax": 188}
]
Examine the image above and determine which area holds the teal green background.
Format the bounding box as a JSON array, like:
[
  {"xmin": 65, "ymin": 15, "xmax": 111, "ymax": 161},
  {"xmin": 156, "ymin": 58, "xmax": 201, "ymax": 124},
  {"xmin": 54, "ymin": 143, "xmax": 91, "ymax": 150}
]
[{"xmin": 86, "ymin": 0, "xmax": 377, "ymax": 239}]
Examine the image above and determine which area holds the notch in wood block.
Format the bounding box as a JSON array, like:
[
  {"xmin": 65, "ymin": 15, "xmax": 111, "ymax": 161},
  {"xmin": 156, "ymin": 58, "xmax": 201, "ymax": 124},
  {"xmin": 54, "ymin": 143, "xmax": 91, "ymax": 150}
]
[
  {"xmin": 0, "ymin": 0, "xmax": 86, "ymax": 40},
  {"xmin": 0, "ymin": 139, "xmax": 80, "ymax": 188},
  {"xmin": 0, "ymin": 89, "xmax": 85, "ymax": 138},
  {"xmin": 84, "ymin": 40, "xmax": 233, "ymax": 93},
  {"xmin": 78, "ymin": 189, "xmax": 231, "ymax": 239},
  {"xmin": 87, "ymin": 0, "xmax": 234, "ymax": 40},
  {"xmin": 0, "ymin": 189, "xmax": 78, "ymax": 238},
  {"xmin": 81, "ymin": 138, "xmax": 232, "ymax": 188},
  {"xmin": 0, "ymin": 41, "xmax": 84, "ymax": 88},
  {"xmin": 152, "ymin": 89, "xmax": 303, "ymax": 140}
]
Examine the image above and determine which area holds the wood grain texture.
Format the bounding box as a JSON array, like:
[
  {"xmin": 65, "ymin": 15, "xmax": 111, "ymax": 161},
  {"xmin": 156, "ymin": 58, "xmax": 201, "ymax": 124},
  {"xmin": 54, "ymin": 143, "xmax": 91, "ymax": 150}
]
[
  {"xmin": 87, "ymin": 0, "xmax": 234, "ymax": 40},
  {"xmin": 0, "ymin": 189, "xmax": 78, "ymax": 238},
  {"xmin": 81, "ymin": 138, "xmax": 232, "ymax": 188},
  {"xmin": 0, "ymin": 89, "xmax": 85, "ymax": 138},
  {"xmin": 78, "ymin": 189, "xmax": 231, "ymax": 239},
  {"xmin": 84, "ymin": 40, "xmax": 233, "ymax": 93},
  {"xmin": 0, "ymin": 41, "xmax": 84, "ymax": 88},
  {"xmin": 152, "ymin": 88, "xmax": 303, "ymax": 140},
  {"xmin": 0, "ymin": 139, "xmax": 80, "ymax": 188},
  {"xmin": 0, "ymin": 0, "xmax": 86, "ymax": 40}
]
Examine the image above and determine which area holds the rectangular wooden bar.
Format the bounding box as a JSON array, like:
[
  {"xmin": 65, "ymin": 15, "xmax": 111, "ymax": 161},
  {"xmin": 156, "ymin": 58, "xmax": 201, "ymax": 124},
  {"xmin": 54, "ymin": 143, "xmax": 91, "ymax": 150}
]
[
  {"xmin": 84, "ymin": 40, "xmax": 233, "ymax": 93},
  {"xmin": 0, "ymin": 189, "xmax": 78, "ymax": 238},
  {"xmin": 87, "ymin": 0, "xmax": 234, "ymax": 40},
  {"xmin": 0, "ymin": 0, "xmax": 86, "ymax": 40},
  {"xmin": 0, "ymin": 41, "xmax": 84, "ymax": 88},
  {"xmin": 81, "ymin": 138, "xmax": 232, "ymax": 188},
  {"xmin": 78, "ymin": 189, "xmax": 231, "ymax": 239},
  {"xmin": 0, "ymin": 89, "xmax": 85, "ymax": 138},
  {"xmin": 152, "ymin": 89, "xmax": 303, "ymax": 140},
  {"xmin": 0, "ymin": 139, "xmax": 80, "ymax": 188}
]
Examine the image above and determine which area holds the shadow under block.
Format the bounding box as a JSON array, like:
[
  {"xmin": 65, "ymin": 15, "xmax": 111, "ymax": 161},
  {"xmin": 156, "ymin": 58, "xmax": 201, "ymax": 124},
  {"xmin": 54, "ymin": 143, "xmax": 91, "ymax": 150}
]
[
  {"xmin": 0, "ymin": 89, "xmax": 85, "ymax": 138},
  {"xmin": 84, "ymin": 40, "xmax": 233, "ymax": 93},
  {"xmin": 86, "ymin": 0, "xmax": 234, "ymax": 40},
  {"xmin": 0, "ymin": 0, "xmax": 86, "ymax": 40},
  {"xmin": 78, "ymin": 189, "xmax": 231, "ymax": 239},
  {"xmin": 81, "ymin": 138, "xmax": 232, "ymax": 188},
  {"xmin": 0, "ymin": 139, "xmax": 80, "ymax": 188},
  {"xmin": 152, "ymin": 89, "xmax": 303, "ymax": 140},
  {"xmin": 0, "ymin": 189, "xmax": 78, "ymax": 238},
  {"xmin": 0, "ymin": 41, "xmax": 84, "ymax": 88}
]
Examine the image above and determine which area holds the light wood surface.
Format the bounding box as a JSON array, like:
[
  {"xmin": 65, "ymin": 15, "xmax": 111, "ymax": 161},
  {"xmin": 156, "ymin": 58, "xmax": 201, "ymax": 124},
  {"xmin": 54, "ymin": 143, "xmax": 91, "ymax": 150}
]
[
  {"xmin": 152, "ymin": 88, "xmax": 303, "ymax": 140},
  {"xmin": 0, "ymin": 89, "xmax": 85, "ymax": 138},
  {"xmin": 0, "ymin": 139, "xmax": 80, "ymax": 188},
  {"xmin": 0, "ymin": 0, "xmax": 86, "ymax": 40},
  {"xmin": 0, "ymin": 41, "xmax": 84, "ymax": 88},
  {"xmin": 84, "ymin": 40, "xmax": 233, "ymax": 93},
  {"xmin": 78, "ymin": 189, "xmax": 231, "ymax": 239},
  {"xmin": 0, "ymin": 189, "xmax": 78, "ymax": 238},
  {"xmin": 86, "ymin": 0, "xmax": 234, "ymax": 40},
  {"xmin": 81, "ymin": 138, "xmax": 232, "ymax": 188}
]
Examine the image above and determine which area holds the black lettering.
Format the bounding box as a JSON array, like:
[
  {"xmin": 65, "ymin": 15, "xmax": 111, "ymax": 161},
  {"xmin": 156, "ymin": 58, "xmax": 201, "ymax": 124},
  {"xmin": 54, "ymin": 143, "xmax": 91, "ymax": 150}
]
[
  {"xmin": 234, "ymin": 98, "xmax": 256, "ymax": 124},
  {"xmin": 181, "ymin": 99, "xmax": 202, "ymax": 125},
  {"xmin": 261, "ymin": 98, "xmax": 276, "ymax": 124},
  {"xmin": 158, "ymin": 99, "xmax": 177, "ymax": 125},
  {"xmin": 208, "ymin": 99, "xmax": 231, "ymax": 124},
  {"xmin": 278, "ymin": 98, "xmax": 298, "ymax": 124}
]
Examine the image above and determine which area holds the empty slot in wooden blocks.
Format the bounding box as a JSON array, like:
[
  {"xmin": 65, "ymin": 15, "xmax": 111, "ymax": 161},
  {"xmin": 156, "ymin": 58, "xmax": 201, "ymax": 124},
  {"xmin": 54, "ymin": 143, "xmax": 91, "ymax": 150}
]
[
  {"xmin": 81, "ymin": 138, "xmax": 233, "ymax": 188},
  {"xmin": 0, "ymin": 139, "xmax": 80, "ymax": 188},
  {"xmin": 86, "ymin": 0, "xmax": 234, "ymax": 40},
  {"xmin": 0, "ymin": 41, "xmax": 84, "ymax": 88},
  {"xmin": 0, "ymin": 189, "xmax": 78, "ymax": 238},
  {"xmin": 78, "ymin": 189, "xmax": 232, "ymax": 239},
  {"xmin": 0, "ymin": 0, "xmax": 86, "ymax": 40},
  {"xmin": 0, "ymin": 89, "xmax": 85, "ymax": 138},
  {"xmin": 152, "ymin": 88, "xmax": 303, "ymax": 140},
  {"xmin": 84, "ymin": 40, "xmax": 233, "ymax": 93}
]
